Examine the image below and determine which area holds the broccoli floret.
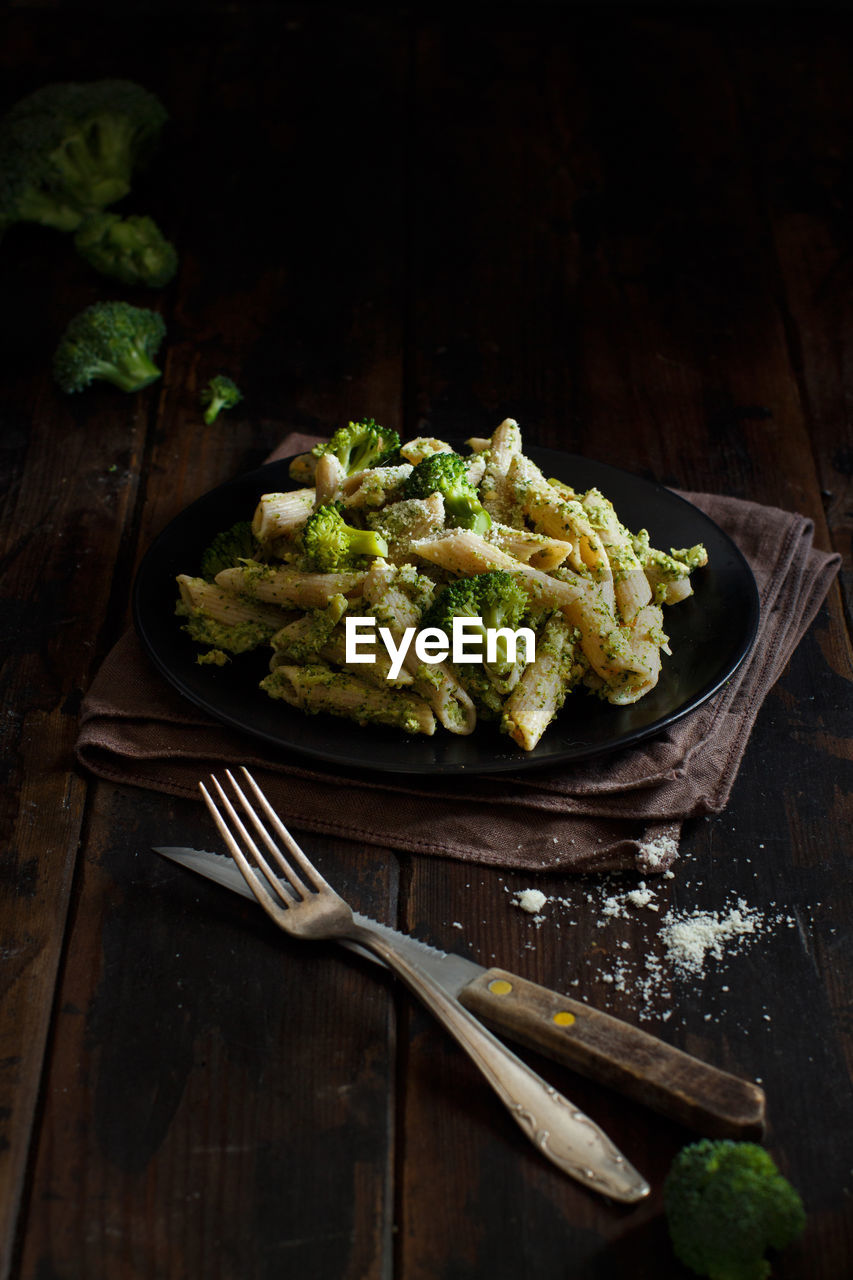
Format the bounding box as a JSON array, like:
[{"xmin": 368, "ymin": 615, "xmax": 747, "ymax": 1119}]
[
  {"xmin": 301, "ymin": 503, "xmax": 388, "ymax": 572},
  {"xmin": 311, "ymin": 417, "xmax": 401, "ymax": 476},
  {"xmin": 200, "ymin": 375, "xmax": 243, "ymax": 425},
  {"xmin": 403, "ymin": 451, "xmax": 491, "ymax": 534},
  {"xmin": 664, "ymin": 1140, "xmax": 806, "ymax": 1280},
  {"xmin": 53, "ymin": 300, "xmax": 165, "ymax": 394},
  {"xmin": 72, "ymin": 212, "xmax": 177, "ymax": 287},
  {"xmin": 424, "ymin": 570, "xmax": 529, "ymax": 676},
  {"xmin": 0, "ymin": 78, "xmax": 168, "ymax": 234},
  {"xmin": 199, "ymin": 521, "xmax": 260, "ymax": 581}
]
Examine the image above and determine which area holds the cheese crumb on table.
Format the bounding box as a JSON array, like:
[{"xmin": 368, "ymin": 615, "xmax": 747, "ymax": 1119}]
[
  {"xmin": 502, "ymin": 872, "xmax": 798, "ymax": 1026},
  {"xmin": 636, "ymin": 831, "xmax": 679, "ymax": 870},
  {"xmin": 659, "ymin": 899, "xmax": 765, "ymax": 977},
  {"xmin": 514, "ymin": 888, "xmax": 548, "ymax": 915}
]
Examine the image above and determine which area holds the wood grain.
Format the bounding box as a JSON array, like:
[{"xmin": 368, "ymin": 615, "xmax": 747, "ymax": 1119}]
[
  {"xmin": 458, "ymin": 967, "xmax": 766, "ymax": 1138},
  {"xmin": 0, "ymin": 5, "xmax": 850, "ymax": 1278}
]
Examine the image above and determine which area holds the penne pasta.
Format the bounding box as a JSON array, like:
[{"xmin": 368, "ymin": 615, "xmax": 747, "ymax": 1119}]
[
  {"xmin": 342, "ymin": 463, "xmax": 413, "ymax": 508},
  {"xmin": 489, "ymin": 524, "xmax": 573, "ymax": 571},
  {"xmin": 176, "ymin": 575, "xmax": 296, "ymax": 652},
  {"xmin": 252, "ymin": 489, "xmax": 315, "ymax": 542},
  {"xmin": 502, "ymin": 612, "xmax": 581, "ymax": 750},
  {"xmin": 570, "ymin": 487, "xmax": 650, "ymax": 622},
  {"xmin": 176, "ymin": 418, "xmax": 709, "ymax": 749},
  {"xmin": 313, "ymin": 452, "xmax": 346, "ymax": 507},
  {"xmin": 216, "ymin": 564, "xmax": 367, "ymax": 609},
  {"xmin": 366, "ymin": 493, "xmax": 447, "ymax": 560},
  {"xmin": 480, "ymin": 417, "xmax": 524, "ymax": 526},
  {"xmin": 631, "ymin": 531, "xmax": 709, "ymax": 605},
  {"xmin": 410, "ymin": 528, "xmax": 521, "ymax": 576},
  {"xmin": 399, "ymin": 437, "xmax": 454, "ymax": 465},
  {"xmin": 261, "ymin": 663, "xmax": 436, "ymax": 735},
  {"xmin": 510, "ymin": 454, "xmax": 616, "ymax": 609},
  {"xmin": 176, "ymin": 575, "xmax": 291, "ymax": 627},
  {"xmin": 407, "ymin": 660, "xmax": 477, "ymax": 735}
]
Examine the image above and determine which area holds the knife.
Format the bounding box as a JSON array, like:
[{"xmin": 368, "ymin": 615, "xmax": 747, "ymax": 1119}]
[{"xmin": 155, "ymin": 845, "xmax": 766, "ymax": 1140}]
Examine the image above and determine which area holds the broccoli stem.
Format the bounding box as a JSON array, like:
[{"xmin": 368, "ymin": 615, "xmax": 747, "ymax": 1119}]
[
  {"xmin": 445, "ymin": 498, "xmax": 491, "ymax": 535},
  {"xmin": 203, "ymin": 394, "xmax": 227, "ymax": 426},
  {"xmin": 53, "ymin": 127, "xmax": 133, "ymax": 209},
  {"xmin": 15, "ymin": 189, "xmax": 85, "ymax": 230},
  {"xmin": 345, "ymin": 528, "xmax": 388, "ymax": 558},
  {"xmin": 94, "ymin": 350, "xmax": 161, "ymax": 392}
]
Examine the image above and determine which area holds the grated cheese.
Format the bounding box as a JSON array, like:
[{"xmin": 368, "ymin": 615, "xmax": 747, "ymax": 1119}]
[
  {"xmin": 503, "ymin": 870, "xmax": 798, "ymax": 1026},
  {"xmin": 514, "ymin": 888, "xmax": 548, "ymax": 915},
  {"xmin": 659, "ymin": 899, "xmax": 764, "ymax": 978}
]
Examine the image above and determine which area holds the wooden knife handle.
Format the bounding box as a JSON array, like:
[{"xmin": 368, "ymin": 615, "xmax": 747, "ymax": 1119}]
[{"xmin": 457, "ymin": 967, "xmax": 766, "ymax": 1139}]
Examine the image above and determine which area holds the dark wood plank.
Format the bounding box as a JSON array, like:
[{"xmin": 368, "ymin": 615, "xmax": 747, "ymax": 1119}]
[
  {"xmin": 400, "ymin": 10, "xmax": 852, "ymax": 1278},
  {"xmin": 1, "ymin": 5, "xmax": 851, "ymax": 1279},
  {"xmin": 8, "ymin": 8, "xmax": 411, "ymax": 1279},
  {"xmin": 20, "ymin": 789, "xmax": 399, "ymax": 1280},
  {"xmin": 0, "ymin": 254, "xmax": 153, "ymax": 1280},
  {"xmin": 0, "ymin": 10, "xmax": 219, "ymax": 1266},
  {"xmin": 728, "ymin": 13, "xmax": 853, "ymax": 609}
]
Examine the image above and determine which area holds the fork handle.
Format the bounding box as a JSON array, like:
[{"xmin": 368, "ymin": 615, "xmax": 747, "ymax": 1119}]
[{"xmin": 346, "ymin": 923, "xmax": 649, "ymax": 1203}]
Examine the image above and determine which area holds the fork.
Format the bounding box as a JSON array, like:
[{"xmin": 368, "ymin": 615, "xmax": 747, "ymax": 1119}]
[{"xmin": 199, "ymin": 767, "xmax": 650, "ymax": 1203}]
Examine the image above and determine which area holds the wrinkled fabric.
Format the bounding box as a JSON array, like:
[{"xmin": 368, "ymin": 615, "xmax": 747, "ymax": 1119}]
[{"xmin": 76, "ymin": 437, "xmax": 840, "ymax": 874}]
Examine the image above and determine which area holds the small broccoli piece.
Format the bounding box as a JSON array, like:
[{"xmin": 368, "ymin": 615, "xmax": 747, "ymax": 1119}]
[
  {"xmin": 199, "ymin": 521, "xmax": 260, "ymax": 581},
  {"xmin": 0, "ymin": 78, "xmax": 168, "ymax": 234},
  {"xmin": 200, "ymin": 375, "xmax": 243, "ymax": 425},
  {"xmin": 53, "ymin": 300, "xmax": 165, "ymax": 394},
  {"xmin": 73, "ymin": 212, "xmax": 177, "ymax": 287},
  {"xmin": 301, "ymin": 503, "xmax": 388, "ymax": 572},
  {"xmin": 403, "ymin": 451, "xmax": 491, "ymax": 534},
  {"xmin": 311, "ymin": 417, "xmax": 401, "ymax": 476},
  {"xmin": 424, "ymin": 570, "xmax": 529, "ymax": 676},
  {"xmin": 631, "ymin": 529, "xmax": 707, "ymax": 580},
  {"xmin": 196, "ymin": 649, "xmax": 230, "ymax": 666},
  {"xmin": 664, "ymin": 1140, "xmax": 806, "ymax": 1280}
]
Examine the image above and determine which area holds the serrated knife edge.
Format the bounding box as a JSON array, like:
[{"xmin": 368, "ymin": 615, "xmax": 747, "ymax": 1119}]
[{"xmin": 153, "ymin": 845, "xmax": 484, "ymax": 992}]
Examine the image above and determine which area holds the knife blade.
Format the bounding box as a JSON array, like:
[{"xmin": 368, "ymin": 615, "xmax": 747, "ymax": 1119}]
[{"xmin": 155, "ymin": 844, "xmax": 766, "ymax": 1140}]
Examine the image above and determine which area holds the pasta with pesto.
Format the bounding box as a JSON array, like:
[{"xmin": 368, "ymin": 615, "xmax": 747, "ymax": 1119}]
[{"xmin": 174, "ymin": 418, "xmax": 708, "ymax": 750}]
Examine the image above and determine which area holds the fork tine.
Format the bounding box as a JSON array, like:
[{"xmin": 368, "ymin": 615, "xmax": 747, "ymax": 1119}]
[
  {"xmin": 200, "ymin": 777, "xmax": 301, "ymax": 913},
  {"xmin": 199, "ymin": 778, "xmax": 280, "ymax": 908},
  {"xmin": 234, "ymin": 766, "xmax": 332, "ymax": 894},
  {"xmin": 220, "ymin": 769, "xmax": 314, "ymax": 899}
]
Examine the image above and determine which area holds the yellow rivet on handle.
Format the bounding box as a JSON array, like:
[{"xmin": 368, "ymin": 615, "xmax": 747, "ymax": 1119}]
[
  {"xmin": 488, "ymin": 979, "xmax": 513, "ymax": 996},
  {"xmin": 553, "ymin": 1011, "xmax": 575, "ymax": 1027}
]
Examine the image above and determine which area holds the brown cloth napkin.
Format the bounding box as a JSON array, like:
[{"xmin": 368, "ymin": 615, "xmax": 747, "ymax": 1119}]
[{"xmin": 76, "ymin": 437, "xmax": 840, "ymax": 874}]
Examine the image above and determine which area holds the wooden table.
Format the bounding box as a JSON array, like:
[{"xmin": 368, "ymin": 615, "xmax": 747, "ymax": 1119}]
[{"xmin": 1, "ymin": 5, "xmax": 851, "ymax": 1277}]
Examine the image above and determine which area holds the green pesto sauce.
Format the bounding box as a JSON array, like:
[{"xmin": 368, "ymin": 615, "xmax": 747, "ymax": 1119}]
[
  {"xmin": 671, "ymin": 543, "xmax": 707, "ymax": 569},
  {"xmin": 176, "ymin": 599, "xmax": 276, "ymax": 653},
  {"xmin": 261, "ymin": 664, "xmax": 428, "ymax": 734},
  {"xmin": 196, "ymin": 649, "xmax": 230, "ymax": 666},
  {"xmin": 236, "ymin": 561, "xmax": 279, "ymax": 594},
  {"xmin": 271, "ymin": 595, "xmax": 347, "ymax": 664},
  {"xmin": 632, "ymin": 531, "xmax": 707, "ymax": 581},
  {"xmin": 395, "ymin": 562, "xmax": 437, "ymax": 612}
]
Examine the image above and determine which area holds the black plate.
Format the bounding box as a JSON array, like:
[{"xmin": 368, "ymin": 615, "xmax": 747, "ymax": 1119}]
[{"xmin": 132, "ymin": 446, "xmax": 759, "ymax": 775}]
